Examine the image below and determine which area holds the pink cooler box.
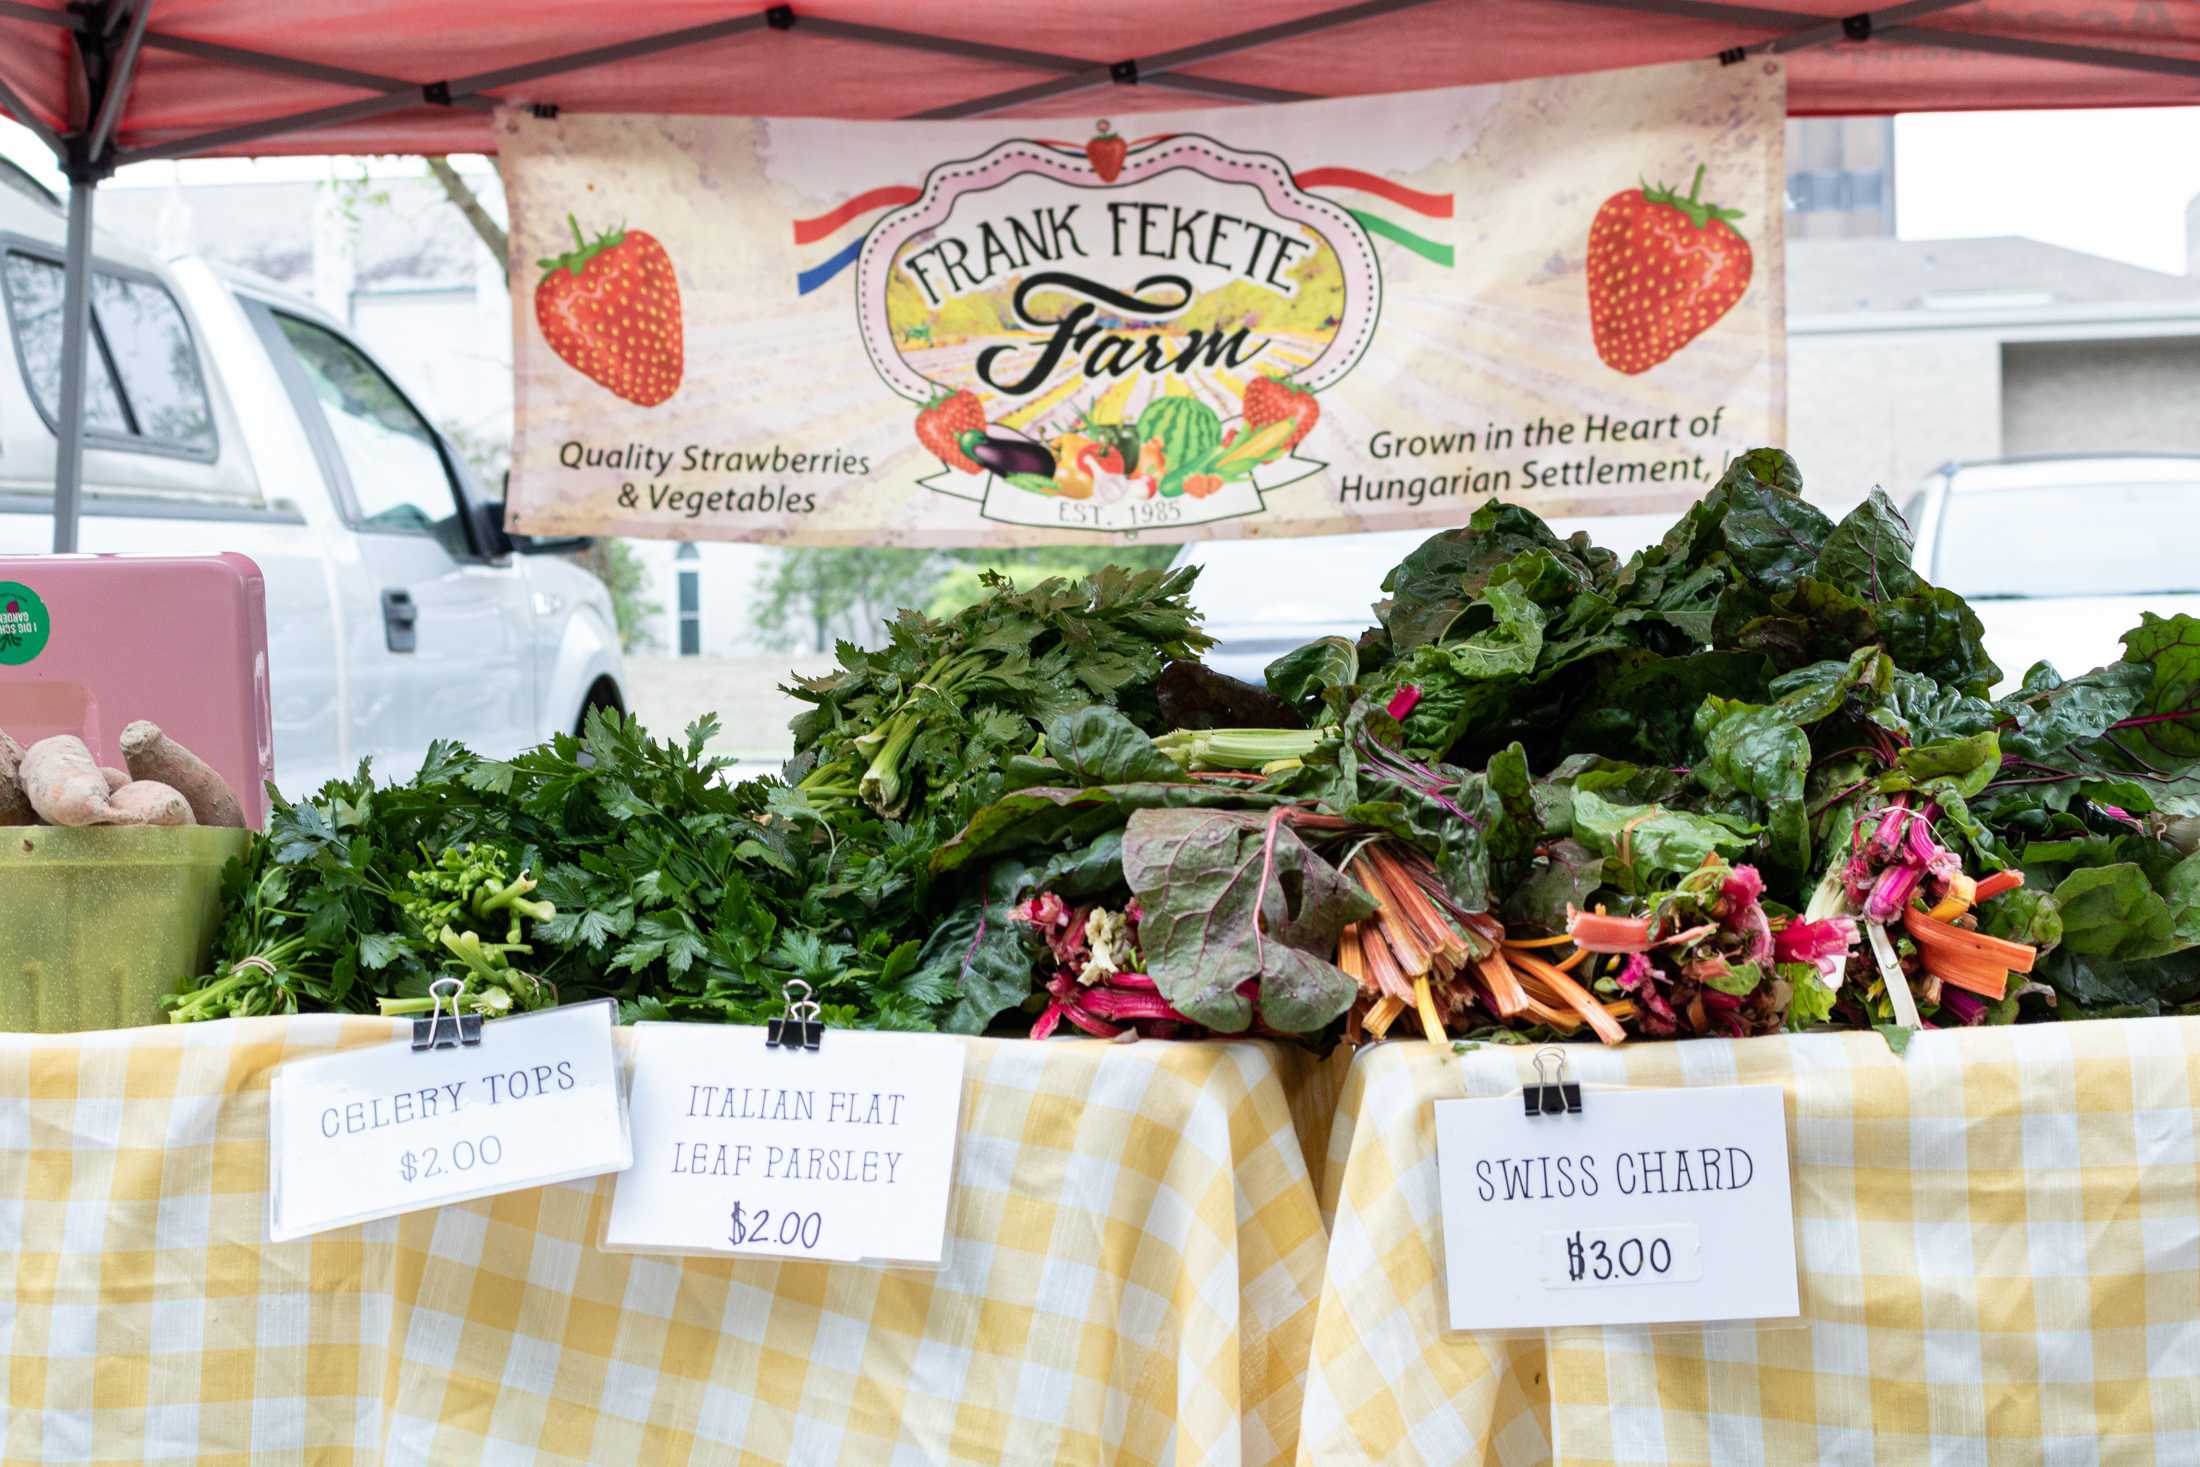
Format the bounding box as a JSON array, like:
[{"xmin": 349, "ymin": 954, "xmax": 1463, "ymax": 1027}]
[{"xmin": 0, "ymin": 554, "xmax": 275, "ymax": 830}]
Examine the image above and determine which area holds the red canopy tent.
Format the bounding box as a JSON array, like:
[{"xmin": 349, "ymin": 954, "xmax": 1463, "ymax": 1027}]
[{"xmin": 0, "ymin": 0, "xmax": 2192, "ymax": 550}]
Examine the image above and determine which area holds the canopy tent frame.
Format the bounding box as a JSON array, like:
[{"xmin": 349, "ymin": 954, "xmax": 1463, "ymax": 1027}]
[{"xmin": 1, "ymin": 0, "xmax": 2190, "ymax": 552}]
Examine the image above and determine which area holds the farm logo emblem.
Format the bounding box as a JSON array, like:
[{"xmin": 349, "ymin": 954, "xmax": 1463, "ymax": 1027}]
[
  {"xmin": 0, "ymin": 581, "xmax": 51, "ymax": 665},
  {"xmin": 794, "ymin": 123, "xmax": 1453, "ymax": 531}
]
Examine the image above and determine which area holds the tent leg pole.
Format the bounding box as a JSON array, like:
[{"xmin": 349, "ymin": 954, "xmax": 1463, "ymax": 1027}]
[{"xmin": 52, "ymin": 177, "xmax": 95, "ymax": 555}]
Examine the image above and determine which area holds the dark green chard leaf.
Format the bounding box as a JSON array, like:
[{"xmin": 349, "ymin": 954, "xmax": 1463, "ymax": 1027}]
[
  {"xmin": 1877, "ymin": 585, "xmax": 2000, "ymax": 697},
  {"xmin": 1121, "ymin": 808, "xmax": 1376, "ymax": 1034},
  {"xmin": 2116, "ymin": 614, "xmax": 2200, "ymax": 759},
  {"xmin": 912, "ymin": 860, "xmax": 1046, "ymax": 1035},
  {"xmin": 930, "ymin": 779, "xmax": 1278, "ymax": 879},
  {"xmin": 2049, "ymin": 863, "xmax": 2175, "ymax": 959},
  {"xmin": 1997, "ymin": 660, "xmax": 2150, "ymax": 762},
  {"xmin": 1264, "ymin": 636, "xmax": 1359, "ymax": 721},
  {"xmin": 1385, "ymin": 580, "xmax": 1548, "ymax": 756},
  {"xmin": 1735, "ymin": 579, "xmax": 1877, "ymax": 671},
  {"xmin": 1562, "ymin": 650, "xmax": 1773, "ymax": 769},
  {"xmin": 1708, "ymin": 452, "xmax": 1831, "ymax": 593},
  {"xmin": 1813, "ymin": 490, "xmax": 1922, "ymax": 604},
  {"xmin": 2037, "ymin": 947, "xmax": 2200, "ymax": 1013},
  {"xmin": 1880, "ymin": 670, "xmax": 2000, "ymax": 744},
  {"xmin": 1376, "ymin": 500, "xmax": 1611, "ymax": 653},
  {"xmin": 1042, "ymin": 707, "xmax": 1184, "ymax": 786},
  {"xmin": 1692, "ymin": 696, "xmax": 1812, "ymax": 874},
  {"xmin": 1884, "ymin": 731, "xmax": 2003, "ymax": 800},
  {"xmin": 1978, "ymin": 885, "xmax": 2062, "ymax": 951},
  {"xmin": 1502, "ymin": 838, "xmax": 1604, "ymax": 934}
]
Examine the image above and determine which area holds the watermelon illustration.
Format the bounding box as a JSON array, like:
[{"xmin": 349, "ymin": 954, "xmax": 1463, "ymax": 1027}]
[{"xmin": 1136, "ymin": 397, "xmax": 1223, "ymax": 496}]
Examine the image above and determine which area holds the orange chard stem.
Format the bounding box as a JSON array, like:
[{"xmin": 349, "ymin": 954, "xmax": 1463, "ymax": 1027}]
[
  {"xmin": 1351, "ymin": 858, "xmax": 1435, "ymax": 979},
  {"xmin": 1360, "ymin": 926, "xmax": 1416, "ymax": 1004},
  {"xmin": 1518, "ymin": 993, "xmax": 1583, "ymax": 1032},
  {"xmin": 1370, "ymin": 846, "xmax": 1473, "ymax": 964},
  {"xmin": 1904, "ymin": 909, "xmax": 2036, "ymax": 973},
  {"xmin": 1511, "ymin": 951, "xmax": 1628, "ymax": 1046},
  {"xmin": 1974, "ymin": 869, "xmax": 2026, "ymax": 902},
  {"xmin": 1932, "ymin": 965, "xmax": 2008, "ymax": 1001},
  {"xmin": 1473, "ymin": 947, "xmax": 1531, "ymax": 1019},
  {"xmin": 1336, "ymin": 922, "xmax": 1371, "ymax": 992}
]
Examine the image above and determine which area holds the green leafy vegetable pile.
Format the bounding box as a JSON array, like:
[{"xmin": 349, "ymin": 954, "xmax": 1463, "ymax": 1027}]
[
  {"xmin": 169, "ymin": 451, "xmax": 2200, "ymax": 1042},
  {"xmin": 172, "ymin": 713, "xmax": 943, "ymax": 1028},
  {"xmin": 787, "ymin": 564, "xmax": 1210, "ymax": 824}
]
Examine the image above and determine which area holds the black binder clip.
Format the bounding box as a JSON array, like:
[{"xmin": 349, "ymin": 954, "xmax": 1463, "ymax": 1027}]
[
  {"xmin": 1523, "ymin": 1047, "xmax": 1582, "ymax": 1116},
  {"xmin": 411, "ymin": 976, "xmax": 483, "ymax": 1051},
  {"xmin": 766, "ymin": 978, "xmax": 824, "ymax": 1051}
]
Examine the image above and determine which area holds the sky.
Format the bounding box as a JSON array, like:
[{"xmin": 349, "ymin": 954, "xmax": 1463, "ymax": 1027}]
[
  {"xmin": 2, "ymin": 108, "xmax": 2197, "ymax": 276},
  {"xmin": 1894, "ymin": 108, "xmax": 2200, "ymax": 277}
]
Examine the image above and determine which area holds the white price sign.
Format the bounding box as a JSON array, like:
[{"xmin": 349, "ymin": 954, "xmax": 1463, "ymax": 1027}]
[
  {"xmin": 1435, "ymin": 1083, "xmax": 1797, "ymax": 1332},
  {"xmin": 604, "ymin": 1025, "xmax": 966, "ymax": 1265},
  {"xmin": 268, "ymin": 999, "xmax": 631, "ymax": 1242}
]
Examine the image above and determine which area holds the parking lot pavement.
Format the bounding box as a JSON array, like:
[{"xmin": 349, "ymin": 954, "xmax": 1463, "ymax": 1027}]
[{"xmin": 622, "ymin": 654, "xmax": 839, "ymax": 767}]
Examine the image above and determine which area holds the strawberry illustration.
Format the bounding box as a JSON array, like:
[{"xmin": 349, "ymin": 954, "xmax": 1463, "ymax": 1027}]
[
  {"xmin": 1242, "ymin": 374, "xmax": 1319, "ymax": 450},
  {"xmin": 915, "ymin": 389, "xmax": 986, "ymax": 474},
  {"xmin": 535, "ymin": 215, "xmax": 683, "ymax": 406},
  {"xmin": 1586, "ymin": 165, "xmax": 1751, "ymax": 375},
  {"xmin": 1086, "ymin": 120, "xmax": 1127, "ymax": 183}
]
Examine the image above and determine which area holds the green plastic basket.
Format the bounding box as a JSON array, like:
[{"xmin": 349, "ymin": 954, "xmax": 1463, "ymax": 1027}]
[{"xmin": 0, "ymin": 825, "xmax": 250, "ymax": 1032}]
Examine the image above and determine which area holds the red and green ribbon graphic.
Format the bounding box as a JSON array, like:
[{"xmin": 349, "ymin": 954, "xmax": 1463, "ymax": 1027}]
[
  {"xmin": 1290, "ymin": 166, "xmax": 1454, "ymax": 267},
  {"xmin": 790, "ymin": 140, "xmax": 1455, "ymax": 295}
]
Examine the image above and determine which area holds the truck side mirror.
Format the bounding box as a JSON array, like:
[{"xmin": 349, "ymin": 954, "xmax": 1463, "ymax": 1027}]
[{"xmin": 485, "ymin": 499, "xmax": 593, "ymax": 556}]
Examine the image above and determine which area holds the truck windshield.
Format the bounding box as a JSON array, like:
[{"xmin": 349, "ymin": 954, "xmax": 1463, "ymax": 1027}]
[{"xmin": 1933, "ymin": 480, "xmax": 2200, "ymax": 598}]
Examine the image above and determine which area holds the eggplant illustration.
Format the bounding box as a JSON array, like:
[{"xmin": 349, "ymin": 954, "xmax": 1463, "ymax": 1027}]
[{"xmin": 959, "ymin": 430, "xmax": 1055, "ymax": 481}]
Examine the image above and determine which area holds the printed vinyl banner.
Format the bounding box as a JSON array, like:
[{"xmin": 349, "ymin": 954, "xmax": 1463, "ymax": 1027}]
[{"xmin": 500, "ymin": 60, "xmax": 1785, "ymax": 546}]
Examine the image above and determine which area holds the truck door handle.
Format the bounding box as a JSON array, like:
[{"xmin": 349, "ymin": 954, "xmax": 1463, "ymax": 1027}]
[{"xmin": 382, "ymin": 589, "xmax": 418, "ymax": 653}]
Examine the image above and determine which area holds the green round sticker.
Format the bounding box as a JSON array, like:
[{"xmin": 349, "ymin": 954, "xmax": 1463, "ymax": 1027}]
[{"xmin": 0, "ymin": 581, "xmax": 50, "ymax": 665}]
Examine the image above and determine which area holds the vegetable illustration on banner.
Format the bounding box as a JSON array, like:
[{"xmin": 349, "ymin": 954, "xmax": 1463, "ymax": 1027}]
[
  {"xmin": 500, "ymin": 60, "xmax": 1786, "ymax": 547},
  {"xmin": 794, "ymin": 122, "xmax": 1417, "ymax": 532}
]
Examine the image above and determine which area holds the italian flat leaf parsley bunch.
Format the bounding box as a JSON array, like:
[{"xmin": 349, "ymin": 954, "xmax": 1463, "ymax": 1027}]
[{"xmin": 170, "ymin": 710, "xmax": 943, "ymax": 1029}]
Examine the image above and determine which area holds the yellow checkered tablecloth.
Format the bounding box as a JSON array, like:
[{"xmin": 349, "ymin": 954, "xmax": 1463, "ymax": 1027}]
[
  {"xmin": 0, "ymin": 1019, "xmax": 1330, "ymax": 1465},
  {"xmin": 1299, "ymin": 1021, "xmax": 2200, "ymax": 1466}
]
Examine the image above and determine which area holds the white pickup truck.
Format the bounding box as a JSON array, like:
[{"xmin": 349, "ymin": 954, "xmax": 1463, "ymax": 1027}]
[{"xmin": 0, "ymin": 169, "xmax": 623, "ymax": 795}]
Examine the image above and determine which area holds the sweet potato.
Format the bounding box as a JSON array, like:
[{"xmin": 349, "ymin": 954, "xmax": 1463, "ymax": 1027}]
[
  {"xmin": 0, "ymin": 730, "xmax": 31, "ymax": 826},
  {"xmin": 105, "ymin": 780, "xmax": 195, "ymax": 827},
  {"xmin": 102, "ymin": 766, "xmax": 129, "ymax": 793},
  {"xmin": 120, "ymin": 720, "xmax": 243, "ymax": 828},
  {"xmin": 21, "ymin": 736, "xmax": 120, "ymax": 826}
]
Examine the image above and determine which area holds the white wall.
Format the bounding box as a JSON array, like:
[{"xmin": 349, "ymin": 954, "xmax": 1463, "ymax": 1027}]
[
  {"xmin": 631, "ymin": 540, "xmax": 784, "ymax": 658},
  {"xmin": 1785, "ymin": 329, "xmax": 2003, "ymax": 503}
]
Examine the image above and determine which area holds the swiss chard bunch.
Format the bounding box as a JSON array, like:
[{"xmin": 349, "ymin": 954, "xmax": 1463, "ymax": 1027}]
[
  {"xmin": 1336, "ymin": 453, "xmax": 2003, "ymax": 779},
  {"xmin": 786, "ymin": 564, "xmax": 1212, "ymax": 829},
  {"xmin": 1568, "ymin": 858, "xmax": 1787, "ymax": 1038}
]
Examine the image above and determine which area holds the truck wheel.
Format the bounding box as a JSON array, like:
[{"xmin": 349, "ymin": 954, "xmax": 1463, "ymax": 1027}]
[{"xmin": 575, "ymin": 676, "xmax": 625, "ymax": 737}]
